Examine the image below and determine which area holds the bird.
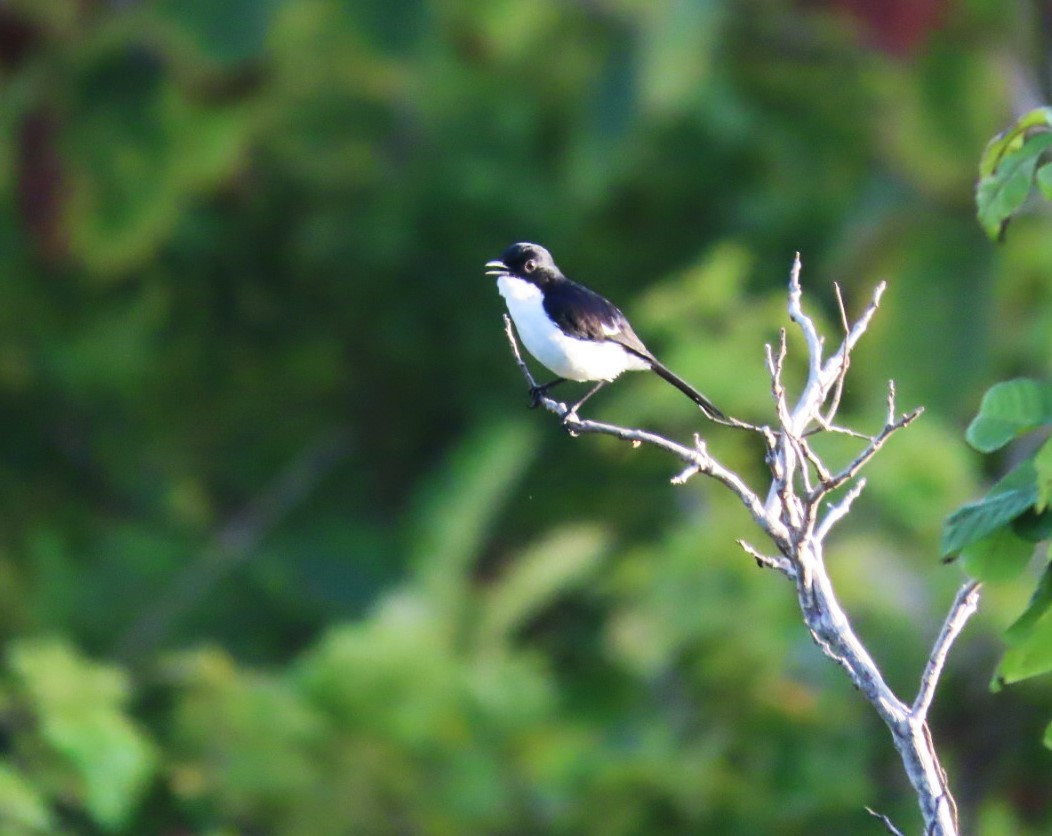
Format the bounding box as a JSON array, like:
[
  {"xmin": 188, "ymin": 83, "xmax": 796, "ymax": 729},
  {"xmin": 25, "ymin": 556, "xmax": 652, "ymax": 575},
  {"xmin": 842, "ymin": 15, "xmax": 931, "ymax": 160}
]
[{"xmin": 485, "ymin": 242, "xmax": 725, "ymax": 421}]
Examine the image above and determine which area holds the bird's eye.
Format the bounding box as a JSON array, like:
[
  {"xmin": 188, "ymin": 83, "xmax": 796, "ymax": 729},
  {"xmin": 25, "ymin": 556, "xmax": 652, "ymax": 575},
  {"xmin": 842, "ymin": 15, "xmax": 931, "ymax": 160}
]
[{"xmin": 524, "ymin": 259, "xmax": 537, "ymax": 273}]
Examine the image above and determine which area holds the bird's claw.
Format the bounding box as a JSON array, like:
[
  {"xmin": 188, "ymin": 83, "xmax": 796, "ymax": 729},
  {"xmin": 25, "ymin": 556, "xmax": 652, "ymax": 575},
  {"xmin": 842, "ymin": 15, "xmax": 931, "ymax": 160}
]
[{"xmin": 528, "ymin": 386, "xmax": 546, "ymax": 408}]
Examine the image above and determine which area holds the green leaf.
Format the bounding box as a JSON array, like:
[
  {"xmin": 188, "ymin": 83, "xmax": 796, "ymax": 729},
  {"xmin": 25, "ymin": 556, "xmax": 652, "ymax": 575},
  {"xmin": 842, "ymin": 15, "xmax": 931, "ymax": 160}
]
[
  {"xmin": 1037, "ymin": 162, "xmax": 1052, "ymax": 201},
  {"xmin": 44, "ymin": 712, "xmax": 156, "ymax": 829},
  {"xmin": 0, "ymin": 761, "xmax": 54, "ymax": 833},
  {"xmin": 965, "ymin": 379, "xmax": 1052, "ymax": 452},
  {"xmin": 960, "ymin": 526, "xmax": 1035, "ymax": 582},
  {"xmin": 979, "ymin": 107, "xmax": 1052, "ymax": 178},
  {"xmin": 1035, "ymin": 437, "xmax": 1052, "ymax": 512},
  {"xmin": 1005, "ymin": 559, "xmax": 1052, "ymax": 645},
  {"xmin": 975, "ymin": 133, "xmax": 1052, "ymax": 240},
  {"xmin": 1012, "ymin": 508, "xmax": 1052, "ymax": 542},
  {"xmin": 8, "ymin": 639, "xmax": 156, "ymax": 830},
  {"xmin": 995, "ymin": 607, "xmax": 1052, "ymax": 686},
  {"xmin": 941, "ymin": 461, "xmax": 1039, "ymax": 557}
]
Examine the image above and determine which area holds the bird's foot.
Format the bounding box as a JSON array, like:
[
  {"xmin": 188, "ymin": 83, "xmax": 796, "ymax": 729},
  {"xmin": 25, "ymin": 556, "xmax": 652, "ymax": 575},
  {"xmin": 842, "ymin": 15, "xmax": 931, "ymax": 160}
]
[{"xmin": 528, "ymin": 386, "xmax": 547, "ymax": 409}]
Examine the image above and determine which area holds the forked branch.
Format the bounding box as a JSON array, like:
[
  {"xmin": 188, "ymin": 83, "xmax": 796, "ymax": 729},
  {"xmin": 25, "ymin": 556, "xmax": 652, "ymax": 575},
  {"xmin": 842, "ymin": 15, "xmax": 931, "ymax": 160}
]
[{"xmin": 500, "ymin": 254, "xmax": 979, "ymax": 835}]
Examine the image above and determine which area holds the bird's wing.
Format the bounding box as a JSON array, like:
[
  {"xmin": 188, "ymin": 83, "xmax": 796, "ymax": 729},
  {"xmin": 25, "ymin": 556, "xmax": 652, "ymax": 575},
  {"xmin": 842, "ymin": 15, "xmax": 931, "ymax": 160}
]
[{"xmin": 542, "ymin": 280, "xmax": 654, "ymax": 360}]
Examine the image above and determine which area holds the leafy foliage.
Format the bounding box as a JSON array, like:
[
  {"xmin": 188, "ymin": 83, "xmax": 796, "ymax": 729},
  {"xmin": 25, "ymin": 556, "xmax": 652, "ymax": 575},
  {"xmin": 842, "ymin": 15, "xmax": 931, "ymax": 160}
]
[
  {"xmin": 2, "ymin": 639, "xmax": 156, "ymax": 830},
  {"xmin": 956, "ymin": 110, "xmax": 1052, "ymax": 732},
  {"xmin": 943, "ymin": 384, "xmax": 1052, "ymax": 721},
  {"xmin": 965, "ymin": 379, "xmax": 1052, "ymax": 453},
  {"xmin": 942, "ymin": 460, "xmax": 1040, "ymax": 558},
  {"xmin": 976, "ymin": 108, "xmax": 1052, "ymax": 240}
]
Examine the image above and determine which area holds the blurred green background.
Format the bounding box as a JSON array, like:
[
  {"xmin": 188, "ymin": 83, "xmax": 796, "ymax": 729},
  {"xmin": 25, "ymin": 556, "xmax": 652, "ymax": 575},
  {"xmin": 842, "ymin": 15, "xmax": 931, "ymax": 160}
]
[{"xmin": 0, "ymin": 0, "xmax": 1050, "ymax": 833}]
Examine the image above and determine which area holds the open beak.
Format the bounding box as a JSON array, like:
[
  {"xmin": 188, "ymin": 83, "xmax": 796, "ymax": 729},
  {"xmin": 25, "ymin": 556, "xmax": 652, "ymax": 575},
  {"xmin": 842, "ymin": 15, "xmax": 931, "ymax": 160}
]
[{"xmin": 484, "ymin": 259, "xmax": 508, "ymax": 276}]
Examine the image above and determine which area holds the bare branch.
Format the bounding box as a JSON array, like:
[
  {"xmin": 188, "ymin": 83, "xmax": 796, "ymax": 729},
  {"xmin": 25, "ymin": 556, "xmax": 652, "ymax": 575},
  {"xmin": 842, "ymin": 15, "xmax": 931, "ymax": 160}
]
[
  {"xmin": 912, "ymin": 581, "xmax": 982, "ymax": 721},
  {"xmin": 559, "ymin": 411, "xmax": 776, "ymax": 531},
  {"xmin": 814, "ymin": 478, "xmax": 867, "ymax": 543},
  {"xmin": 834, "ymin": 281, "xmax": 851, "ymax": 337},
  {"xmin": 814, "ymin": 407, "xmax": 924, "ymax": 499},
  {"xmin": 765, "ymin": 331, "xmax": 793, "ymax": 431},
  {"xmin": 790, "ymin": 435, "xmax": 815, "ymax": 494},
  {"xmin": 809, "ymin": 423, "xmax": 870, "ymax": 440},
  {"xmin": 504, "ymin": 314, "xmax": 540, "ymax": 389},
  {"xmin": 787, "ymin": 252, "xmax": 824, "ymax": 385},
  {"xmin": 671, "ymin": 434, "xmax": 706, "ymax": 485},
  {"xmin": 501, "ymin": 257, "xmax": 961, "ymax": 835},
  {"xmin": 670, "ymin": 463, "xmax": 700, "ymax": 485},
  {"xmin": 821, "ymin": 281, "xmax": 852, "ymax": 425},
  {"xmin": 791, "ymin": 276, "xmax": 887, "ymax": 435},
  {"xmin": 798, "ymin": 435, "xmax": 833, "ymax": 483},
  {"xmin": 866, "ymin": 806, "xmax": 907, "ymax": 836},
  {"xmin": 825, "ymin": 280, "xmax": 887, "ymax": 380},
  {"xmin": 738, "ymin": 538, "xmax": 795, "ymax": 576}
]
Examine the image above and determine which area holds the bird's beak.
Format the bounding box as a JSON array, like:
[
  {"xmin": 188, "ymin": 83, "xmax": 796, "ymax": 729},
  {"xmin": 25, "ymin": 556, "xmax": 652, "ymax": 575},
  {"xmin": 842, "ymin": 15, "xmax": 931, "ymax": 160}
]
[{"xmin": 484, "ymin": 259, "xmax": 508, "ymax": 276}]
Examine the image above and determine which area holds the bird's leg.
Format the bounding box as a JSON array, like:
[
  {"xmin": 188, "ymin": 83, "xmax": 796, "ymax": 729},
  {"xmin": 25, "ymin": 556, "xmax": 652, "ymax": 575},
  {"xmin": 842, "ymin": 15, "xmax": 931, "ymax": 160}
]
[
  {"xmin": 529, "ymin": 377, "xmax": 566, "ymax": 408},
  {"xmin": 565, "ymin": 380, "xmax": 607, "ymax": 420}
]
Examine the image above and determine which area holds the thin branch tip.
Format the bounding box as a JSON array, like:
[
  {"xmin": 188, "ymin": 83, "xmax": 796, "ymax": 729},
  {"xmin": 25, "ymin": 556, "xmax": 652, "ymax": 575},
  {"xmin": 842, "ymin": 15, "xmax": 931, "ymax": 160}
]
[
  {"xmin": 912, "ymin": 580, "xmax": 981, "ymax": 722},
  {"xmin": 737, "ymin": 539, "xmax": 792, "ymax": 574},
  {"xmin": 866, "ymin": 806, "xmax": 906, "ymax": 836}
]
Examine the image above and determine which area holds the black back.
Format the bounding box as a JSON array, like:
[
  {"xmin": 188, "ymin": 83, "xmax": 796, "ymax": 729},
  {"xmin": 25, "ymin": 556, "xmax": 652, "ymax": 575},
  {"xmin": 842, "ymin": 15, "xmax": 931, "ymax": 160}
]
[{"xmin": 541, "ymin": 279, "xmax": 653, "ymax": 361}]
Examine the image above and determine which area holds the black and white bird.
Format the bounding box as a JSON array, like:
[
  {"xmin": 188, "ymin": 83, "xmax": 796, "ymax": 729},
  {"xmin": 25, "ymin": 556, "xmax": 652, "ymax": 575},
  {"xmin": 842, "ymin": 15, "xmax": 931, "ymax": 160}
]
[{"xmin": 485, "ymin": 242, "xmax": 724, "ymax": 420}]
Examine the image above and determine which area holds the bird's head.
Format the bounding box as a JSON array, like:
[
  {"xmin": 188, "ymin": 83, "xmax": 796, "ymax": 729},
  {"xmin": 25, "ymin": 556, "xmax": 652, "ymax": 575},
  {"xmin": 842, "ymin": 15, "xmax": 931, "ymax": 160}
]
[{"xmin": 485, "ymin": 242, "xmax": 561, "ymax": 284}]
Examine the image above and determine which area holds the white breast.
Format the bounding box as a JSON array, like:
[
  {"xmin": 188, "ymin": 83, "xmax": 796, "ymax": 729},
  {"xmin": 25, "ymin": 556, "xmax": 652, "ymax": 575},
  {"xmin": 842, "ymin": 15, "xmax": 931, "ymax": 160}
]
[{"xmin": 497, "ymin": 275, "xmax": 650, "ymax": 382}]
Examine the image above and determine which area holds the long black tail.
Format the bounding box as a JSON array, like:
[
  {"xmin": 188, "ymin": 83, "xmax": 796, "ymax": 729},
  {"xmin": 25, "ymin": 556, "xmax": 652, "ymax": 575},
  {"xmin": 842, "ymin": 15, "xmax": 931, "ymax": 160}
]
[{"xmin": 649, "ymin": 360, "xmax": 726, "ymax": 422}]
